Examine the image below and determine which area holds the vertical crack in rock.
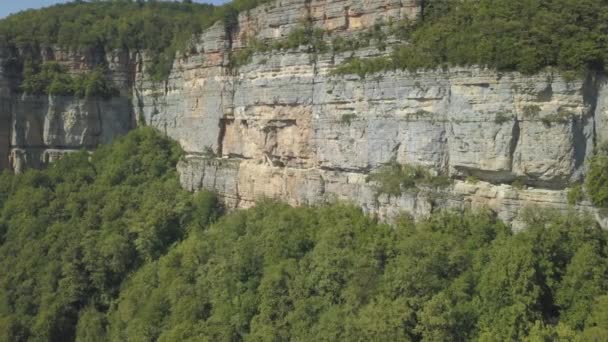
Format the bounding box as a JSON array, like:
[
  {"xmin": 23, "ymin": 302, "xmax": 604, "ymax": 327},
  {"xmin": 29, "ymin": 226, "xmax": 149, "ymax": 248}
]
[
  {"xmin": 199, "ymin": 162, "xmax": 205, "ymax": 190},
  {"xmin": 219, "ymin": 18, "xmax": 237, "ymax": 157},
  {"xmin": 572, "ymin": 116, "xmax": 588, "ymax": 181},
  {"xmin": 135, "ymin": 89, "xmax": 145, "ymax": 126},
  {"xmin": 440, "ymin": 128, "xmax": 449, "ymax": 174},
  {"xmin": 305, "ymin": 0, "xmax": 312, "ymax": 18},
  {"xmin": 419, "ymin": 0, "xmax": 427, "ymax": 20},
  {"xmin": 221, "ymin": 75, "xmax": 237, "ymax": 156},
  {"xmin": 564, "ymin": 71, "xmax": 601, "ymax": 183},
  {"xmin": 132, "ymin": 53, "xmax": 146, "ymax": 126},
  {"xmin": 509, "ymin": 118, "xmax": 521, "ymax": 172},
  {"xmin": 344, "ymin": 6, "xmax": 350, "ymax": 30},
  {"xmin": 125, "ymin": 47, "xmax": 135, "ymax": 92},
  {"xmin": 217, "ymin": 119, "xmax": 229, "ymax": 157},
  {"xmin": 234, "ymin": 163, "xmax": 242, "ymax": 208},
  {"xmin": 443, "ymin": 86, "xmax": 452, "ymax": 175},
  {"xmin": 212, "ymin": 161, "xmax": 218, "ymax": 188},
  {"xmin": 95, "ymin": 99, "xmax": 105, "ymax": 140}
]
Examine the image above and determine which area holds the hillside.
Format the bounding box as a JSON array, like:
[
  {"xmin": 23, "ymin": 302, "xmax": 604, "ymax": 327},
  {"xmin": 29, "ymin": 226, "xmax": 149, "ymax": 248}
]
[{"xmin": 1, "ymin": 1, "xmax": 608, "ymax": 340}]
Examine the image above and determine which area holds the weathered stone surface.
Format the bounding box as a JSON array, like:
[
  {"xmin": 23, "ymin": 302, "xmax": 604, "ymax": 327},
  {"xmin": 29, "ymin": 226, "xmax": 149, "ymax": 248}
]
[
  {"xmin": 7, "ymin": 94, "xmax": 133, "ymax": 170},
  {"xmin": 156, "ymin": 0, "xmax": 604, "ymax": 226},
  {"xmin": 594, "ymin": 75, "xmax": 608, "ymax": 146},
  {"xmin": 0, "ymin": 43, "xmax": 135, "ymax": 172},
  {"xmin": 12, "ymin": 95, "xmax": 132, "ymax": 147},
  {"xmin": 133, "ymin": 22, "xmax": 230, "ymax": 155},
  {"xmin": 233, "ymin": 0, "xmax": 421, "ymax": 46}
]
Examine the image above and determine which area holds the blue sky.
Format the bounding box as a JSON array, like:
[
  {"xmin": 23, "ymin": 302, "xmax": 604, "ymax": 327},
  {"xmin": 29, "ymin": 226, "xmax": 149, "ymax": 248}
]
[{"xmin": 0, "ymin": 0, "xmax": 229, "ymax": 19}]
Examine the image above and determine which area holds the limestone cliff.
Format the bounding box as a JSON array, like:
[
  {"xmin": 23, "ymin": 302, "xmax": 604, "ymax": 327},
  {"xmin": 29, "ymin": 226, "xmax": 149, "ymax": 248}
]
[
  {"xmin": 2, "ymin": 0, "xmax": 608, "ymax": 227},
  {"xmin": 0, "ymin": 45, "xmax": 134, "ymax": 172}
]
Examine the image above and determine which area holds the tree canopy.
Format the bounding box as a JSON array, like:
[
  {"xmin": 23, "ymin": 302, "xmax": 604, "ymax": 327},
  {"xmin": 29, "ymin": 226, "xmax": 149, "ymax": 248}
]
[
  {"xmin": 4, "ymin": 0, "xmax": 608, "ymax": 81},
  {"xmin": 0, "ymin": 0, "xmax": 270, "ymax": 81},
  {"xmin": 335, "ymin": 0, "xmax": 608, "ymax": 76},
  {"xmin": 0, "ymin": 127, "xmax": 222, "ymax": 341},
  {"xmin": 103, "ymin": 206, "xmax": 608, "ymax": 341},
  {"xmin": 20, "ymin": 62, "xmax": 118, "ymax": 97}
]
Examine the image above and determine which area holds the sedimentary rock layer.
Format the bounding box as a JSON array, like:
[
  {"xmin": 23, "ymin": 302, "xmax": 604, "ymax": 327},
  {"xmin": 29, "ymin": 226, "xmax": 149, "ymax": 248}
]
[{"xmin": 2, "ymin": 0, "xmax": 608, "ymax": 226}]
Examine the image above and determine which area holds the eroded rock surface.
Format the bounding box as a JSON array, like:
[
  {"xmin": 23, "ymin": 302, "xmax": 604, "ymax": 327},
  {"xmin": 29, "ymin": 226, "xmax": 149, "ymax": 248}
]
[{"xmin": 2, "ymin": 0, "xmax": 608, "ymax": 226}]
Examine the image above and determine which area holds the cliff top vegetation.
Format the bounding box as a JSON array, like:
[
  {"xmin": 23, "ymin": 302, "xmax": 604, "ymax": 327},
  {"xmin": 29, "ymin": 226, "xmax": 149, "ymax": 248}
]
[
  {"xmin": 335, "ymin": 0, "xmax": 608, "ymax": 77},
  {"xmin": 0, "ymin": 0, "xmax": 270, "ymax": 81},
  {"xmin": 2, "ymin": 0, "xmax": 607, "ymax": 81}
]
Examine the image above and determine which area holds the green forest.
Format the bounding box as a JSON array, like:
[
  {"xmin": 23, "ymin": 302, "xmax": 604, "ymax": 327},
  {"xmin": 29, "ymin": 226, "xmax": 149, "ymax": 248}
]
[
  {"xmin": 0, "ymin": 128, "xmax": 607, "ymax": 341},
  {"xmin": 3, "ymin": 0, "xmax": 608, "ymax": 84},
  {"xmin": 335, "ymin": 0, "xmax": 608, "ymax": 76},
  {"xmin": 0, "ymin": 0, "xmax": 271, "ymax": 81},
  {"xmin": 20, "ymin": 62, "xmax": 118, "ymax": 98}
]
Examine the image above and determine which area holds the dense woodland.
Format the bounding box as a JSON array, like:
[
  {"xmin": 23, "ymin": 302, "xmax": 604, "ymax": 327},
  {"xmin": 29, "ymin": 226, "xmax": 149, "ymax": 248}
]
[
  {"xmin": 0, "ymin": 128, "xmax": 222, "ymax": 341},
  {"xmin": 337, "ymin": 0, "xmax": 608, "ymax": 76},
  {"xmin": 0, "ymin": 128, "xmax": 606, "ymax": 341},
  {"xmin": 0, "ymin": 0, "xmax": 270, "ymax": 81}
]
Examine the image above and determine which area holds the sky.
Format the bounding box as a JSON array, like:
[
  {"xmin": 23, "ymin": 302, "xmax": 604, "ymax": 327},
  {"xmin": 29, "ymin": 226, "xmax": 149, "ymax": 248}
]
[{"xmin": 0, "ymin": 0, "xmax": 229, "ymax": 19}]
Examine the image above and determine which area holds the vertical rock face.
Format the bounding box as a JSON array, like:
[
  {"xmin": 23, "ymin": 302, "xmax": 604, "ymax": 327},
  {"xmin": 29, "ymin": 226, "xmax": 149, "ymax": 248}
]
[
  {"xmin": 0, "ymin": 45, "xmax": 135, "ymax": 172},
  {"xmin": 173, "ymin": 63, "xmax": 604, "ymax": 226},
  {"xmin": 2, "ymin": 0, "xmax": 608, "ymax": 226},
  {"xmin": 136, "ymin": 0, "xmax": 606, "ymax": 225},
  {"xmin": 134, "ymin": 21, "xmax": 230, "ymax": 155},
  {"xmin": 9, "ymin": 95, "xmax": 133, "ymax": 172}
]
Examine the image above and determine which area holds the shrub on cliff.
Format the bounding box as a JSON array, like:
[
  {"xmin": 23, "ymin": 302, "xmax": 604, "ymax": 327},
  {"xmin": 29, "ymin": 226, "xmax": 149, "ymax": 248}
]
[
  {"xmin": 367, "ymin": 161, "xmax": 451, "ymax": 197},
  {"xmin": 20, "ymin": 62, "xmax": 119, "ymax": 98},
  {"xmin": 586, "ymin": 152, "xmax": 608, "ymax": 207}
]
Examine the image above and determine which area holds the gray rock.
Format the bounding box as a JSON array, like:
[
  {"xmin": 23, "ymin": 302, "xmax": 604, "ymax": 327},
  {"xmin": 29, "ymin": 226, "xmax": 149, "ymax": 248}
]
[
  {"xmin": 7, "ymin": 94, "xmax": 133, "ymax": 170},
  {"xmin": 2, "ymin": 0, "xmax": 608, "ymax": 228}
]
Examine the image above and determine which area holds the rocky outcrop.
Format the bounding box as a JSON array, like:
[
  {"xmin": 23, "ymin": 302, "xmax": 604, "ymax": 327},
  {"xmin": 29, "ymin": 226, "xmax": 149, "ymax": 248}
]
[
  {"xmin": 137, "ymin": 0, "xmax": 608, "ymax": 225},
  {"xmin": 2, "ymin": 0, "xmax": 608, "ymax": 226},
  {"xmin": 0, "ymin": 44, "xmax": 135, "ymax": 171},
  {"xmin": 10, "ymin": 94, "xmax": 133, "ymax": 172}
]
